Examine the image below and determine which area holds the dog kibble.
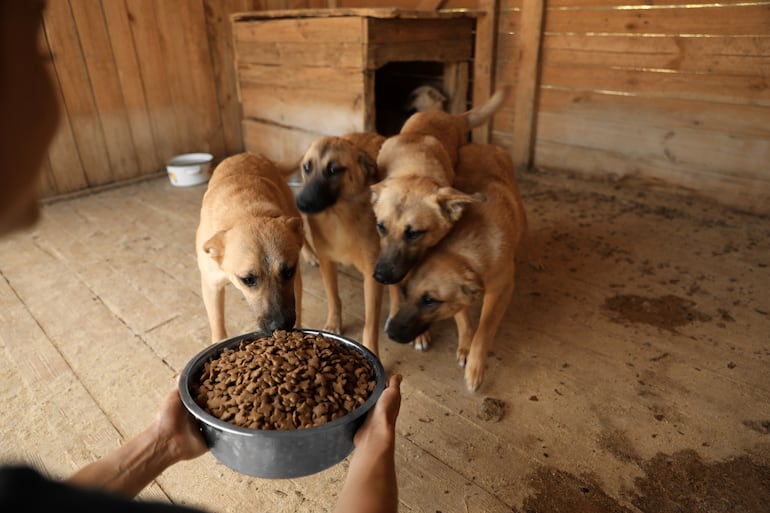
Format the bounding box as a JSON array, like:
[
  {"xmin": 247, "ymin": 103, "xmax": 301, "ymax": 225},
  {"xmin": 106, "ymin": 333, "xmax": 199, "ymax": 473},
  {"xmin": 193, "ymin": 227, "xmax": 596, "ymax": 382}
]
[{"xmin": 193, "ymin": 330, "xmax": 376, "ymax": 430}]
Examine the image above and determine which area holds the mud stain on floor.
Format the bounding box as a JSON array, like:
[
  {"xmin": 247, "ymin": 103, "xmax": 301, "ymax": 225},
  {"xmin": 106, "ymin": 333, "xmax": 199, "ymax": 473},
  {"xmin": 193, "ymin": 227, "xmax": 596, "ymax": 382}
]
[
  {"xmin": 517, "ymin": 468, "xmax": 632, "ymax": 513},
  {"xmin": 633, "ymin": 450, "xmax": 770, "ymax": 513},
  {"xmin": 516, "ymin": 449, "xmax": 770, "ymax": 513},
  {"xmin": 604, "ymin": 294, "xmax": 711, "ymax": 331},
  {"xmin": 598, "ymin": 429, "xmax": 640, "ymax": 464}
]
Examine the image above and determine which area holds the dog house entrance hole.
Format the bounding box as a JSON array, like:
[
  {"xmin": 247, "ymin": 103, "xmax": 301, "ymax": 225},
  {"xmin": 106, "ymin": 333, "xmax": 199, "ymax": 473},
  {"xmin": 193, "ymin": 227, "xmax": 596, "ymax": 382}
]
[{"xmin": 375, "ymin": 61, "xmax": 456, "ymax": 136}]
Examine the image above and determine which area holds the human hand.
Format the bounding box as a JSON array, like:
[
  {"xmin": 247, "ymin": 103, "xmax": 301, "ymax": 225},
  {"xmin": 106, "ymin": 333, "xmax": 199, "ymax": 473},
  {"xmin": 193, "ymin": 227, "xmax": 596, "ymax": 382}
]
[
  {"xmin": 151, "ymin": 387, "xmax": 209, "ymax": 463},
  {"xmin": 354, "ymin": 374, "xmax": 402, "ymax": 448}
]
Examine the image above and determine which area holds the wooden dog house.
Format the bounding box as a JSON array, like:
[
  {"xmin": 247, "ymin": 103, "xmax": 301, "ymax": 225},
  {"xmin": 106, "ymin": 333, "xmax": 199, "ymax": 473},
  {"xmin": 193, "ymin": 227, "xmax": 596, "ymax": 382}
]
[{"xmin": 231, "ymin": 8, "xmax": 478, "ymax": 161}]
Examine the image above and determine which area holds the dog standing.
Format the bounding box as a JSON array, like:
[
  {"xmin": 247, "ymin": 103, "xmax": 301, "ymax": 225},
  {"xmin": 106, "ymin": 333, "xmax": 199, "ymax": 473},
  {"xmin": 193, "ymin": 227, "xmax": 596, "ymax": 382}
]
[
  {"xmin": 196, "ymin": 153, "xmax": 304, "ymax": 343},
  {"xmin": 371, "ymin": 86, "xmax": 510, "ymax": 286},
  {"xmin": 294, "ymin": 132, "xmax": 399, "ymax": 356},
  {"xmin": 385, "ymin": 143, "xmax": 530, "ymax": 391}
]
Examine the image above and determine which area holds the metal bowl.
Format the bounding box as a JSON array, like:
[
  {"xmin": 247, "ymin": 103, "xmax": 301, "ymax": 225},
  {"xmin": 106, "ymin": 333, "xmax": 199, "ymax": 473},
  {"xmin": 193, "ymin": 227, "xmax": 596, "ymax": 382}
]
[{"xmin": 179, "ymin": 329, "xmax": 385, "ymax": 479}]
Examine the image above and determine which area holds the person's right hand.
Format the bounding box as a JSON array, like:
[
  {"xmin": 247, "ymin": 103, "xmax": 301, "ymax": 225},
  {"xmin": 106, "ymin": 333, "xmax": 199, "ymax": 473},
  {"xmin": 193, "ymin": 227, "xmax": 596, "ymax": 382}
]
[{"xmin": 354, "ymin": 374, "xmax": 402, "ymax": 448}]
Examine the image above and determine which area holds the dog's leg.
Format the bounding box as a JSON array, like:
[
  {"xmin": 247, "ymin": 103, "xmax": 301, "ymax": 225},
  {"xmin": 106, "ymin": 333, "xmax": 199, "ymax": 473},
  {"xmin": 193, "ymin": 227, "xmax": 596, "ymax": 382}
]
[
  {"xmin": 453, "ymin": 307, "xmax": 474, "ymax": 367},
  {"xmin": 201, "ymin": 278, "xmax": 227, "ymax": 343},
  {"xmin": 361, "ymin": 274, "xmax": 383, "ymax": 356},
  {"xmin": 293, "ymin": 265, "xmax": 303, "ymax": 328},
  {"xmin": 386, "ymin": 284, "xmax": 401, "ymax": 323},
  {"xmin": 412, "ymin": 331, "xmax": 431, "ymax": 351},
  {"xmin": 465, "ymin": 282, "xmax": 515, "ymax": 392},
  {"xmin": 318, "ymin": 256, "xmax": 342, "ymax": 334}
]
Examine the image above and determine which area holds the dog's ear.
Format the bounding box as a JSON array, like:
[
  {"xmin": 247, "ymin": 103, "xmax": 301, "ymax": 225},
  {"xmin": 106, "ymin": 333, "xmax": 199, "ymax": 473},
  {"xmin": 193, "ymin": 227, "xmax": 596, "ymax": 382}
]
[
  {"xmin": 203, "ymin": 231, "xmax": 226, "ymax": 263},
  {"xmin": 434, "ymin": 187, "xmax": 486, "ymax": 223},
  {"xmin": 370, "ymin": 182, "xmax": 383, "ymax": 205},
  {"xmin": 458, "ymin": 266, "xmax": 483, "ymax": 300},
  {"xmin": 426, "ymin": 86, "xmax": 446, "ymax": 104},
  {"xmin": 357, "ymin": 150, "xmax": 379, "ymax": 183},
  {"xmin": 286, "ymin": 216, "xmax": 304, "ymax": 241}
]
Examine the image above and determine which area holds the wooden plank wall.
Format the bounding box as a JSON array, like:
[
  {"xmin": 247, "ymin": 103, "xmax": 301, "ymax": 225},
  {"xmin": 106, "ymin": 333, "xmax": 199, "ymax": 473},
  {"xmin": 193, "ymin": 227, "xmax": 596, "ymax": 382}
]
[
  {"xmin": 37, "ymin": 0, "xmax": 770, "ymax": 214},
  {"xmin": 35, "ymin": 0, "xmax": 295, "ymax": 199},
  {"xmin": 491, "ymin": 0, "xmax": 770, "ymax": 215}
]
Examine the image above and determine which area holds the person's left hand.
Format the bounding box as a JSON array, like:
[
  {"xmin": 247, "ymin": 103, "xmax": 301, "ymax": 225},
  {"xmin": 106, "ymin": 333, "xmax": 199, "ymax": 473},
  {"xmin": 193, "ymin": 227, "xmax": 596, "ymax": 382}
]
[{"xmin": 152, "ymin": 387, "xmax": 208, "ymax": 462}]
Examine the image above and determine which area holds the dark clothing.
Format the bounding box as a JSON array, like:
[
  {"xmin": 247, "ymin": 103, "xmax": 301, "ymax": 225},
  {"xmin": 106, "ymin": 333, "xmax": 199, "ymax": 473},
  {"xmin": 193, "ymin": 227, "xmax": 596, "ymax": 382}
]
[{"xmin": 0, "ymin": 465, "xmax": 206, "ymax": 513}]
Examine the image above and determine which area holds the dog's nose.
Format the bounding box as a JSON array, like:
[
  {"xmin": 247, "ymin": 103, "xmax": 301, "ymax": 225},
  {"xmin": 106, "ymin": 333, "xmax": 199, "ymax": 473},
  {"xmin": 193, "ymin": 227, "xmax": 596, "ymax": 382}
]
[
  {"xmin": 266, "ymin": 312, "xmax": 296, "ymax": 332},
  {"xmin": 385, "ymin": 318, "xmax": 422, "ymax": 344},
  {"xmin": 374, "ymin": 263, "xmax": 399, "ymax": 284}
]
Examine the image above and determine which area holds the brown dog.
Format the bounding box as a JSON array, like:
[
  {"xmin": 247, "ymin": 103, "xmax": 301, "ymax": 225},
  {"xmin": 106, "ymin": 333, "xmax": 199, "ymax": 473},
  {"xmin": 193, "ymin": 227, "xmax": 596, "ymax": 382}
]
[
  {"xmin": 371, "ymin": 86, "xmax": 510, "ymax": 286},
  {"xmin": 295, "ymin": 132, "xmax": 400, "ymax": 356},
  {"xmin": 196, "ymin": 153, "xmax": 304, "ymax": 343},
  {"xmin": 385, "ymin": 143, "xmax": 529, "ymax": 391}
]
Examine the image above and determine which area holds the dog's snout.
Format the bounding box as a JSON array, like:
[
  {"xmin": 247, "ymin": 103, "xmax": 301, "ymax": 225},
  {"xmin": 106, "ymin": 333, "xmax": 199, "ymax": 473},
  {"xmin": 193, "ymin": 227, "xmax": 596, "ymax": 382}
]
[
  {"xmin": 295, "ymin": 181, "xmax": 338, "ymax": 214},
  {"xmin": 374, "ymin": 261, "xmax": 400, "ymax": 285},
  {"xmin": 295, "ymin": 193, "xmax": 325, "ymax": 214},
  {"xmin": 265, "ymin": 311, "xmax": 296, "ymax": 332},
  {"xmin": 385, "ymin": 315, "xmax": 428, "ymax": 344}
]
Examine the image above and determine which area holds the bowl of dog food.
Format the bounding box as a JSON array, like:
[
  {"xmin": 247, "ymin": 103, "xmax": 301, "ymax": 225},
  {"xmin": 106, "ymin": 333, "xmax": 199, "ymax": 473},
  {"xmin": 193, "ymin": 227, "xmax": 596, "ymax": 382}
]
[
  {"xmin": 165, "ymin": 152, "xmax": 213, "ymax": 187},
  {"xmin": 179, "ymin": 328, "xmax": 385, "ymax": 478}
]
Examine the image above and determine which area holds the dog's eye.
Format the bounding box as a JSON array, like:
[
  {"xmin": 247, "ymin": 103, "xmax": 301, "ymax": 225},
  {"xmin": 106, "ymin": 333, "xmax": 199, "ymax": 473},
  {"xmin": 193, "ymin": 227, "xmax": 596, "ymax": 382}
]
[
  {"xmin": 404, "ymin": 226, "xmax": 425, "ymax": 242},
  {"xmin": 421, "ymin": 293, "xmax": 441, "ymax": 307},
  {"xmin": 280, "ymin": 265, "xmax": 296, "ymax": 281},
  {"xmin": 326, "ymin": 162, "xmax": 345, "ymax": 176},
  {"xmin": 302, "ymin": 161, "xmax": 312, "ymax": 174},
  {"xmin": 400, "ymin": 284, "xmax": 408, "ymax": 297},
  {"xmin": 376, "ymin": 222, "xmax": 387, "ymax": 236},
  {"xmin": 239, "ymin": 273, "xmax": 259, "ymax": 288}
]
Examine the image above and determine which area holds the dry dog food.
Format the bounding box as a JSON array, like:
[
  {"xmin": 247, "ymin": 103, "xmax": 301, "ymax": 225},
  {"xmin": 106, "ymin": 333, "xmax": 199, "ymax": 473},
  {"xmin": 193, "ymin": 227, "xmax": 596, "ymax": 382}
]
[{"xmin": 193, "ymin": 330, "xmax": 376, "ymax": 430}]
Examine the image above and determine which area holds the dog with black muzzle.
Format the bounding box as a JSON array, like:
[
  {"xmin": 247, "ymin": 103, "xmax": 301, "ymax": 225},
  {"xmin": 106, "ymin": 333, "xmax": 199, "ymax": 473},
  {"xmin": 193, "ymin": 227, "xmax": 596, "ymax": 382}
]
[
  {"xmin": 294, "ymin": 132, "xmax": 399, "ymax": 356},
  {"xmin": 385, "ymin": 142, "xmax": 532, "ymax": 391},
  {"xmin": 196, "ymin": 153, "xmax": 305, "ymax": 343}
]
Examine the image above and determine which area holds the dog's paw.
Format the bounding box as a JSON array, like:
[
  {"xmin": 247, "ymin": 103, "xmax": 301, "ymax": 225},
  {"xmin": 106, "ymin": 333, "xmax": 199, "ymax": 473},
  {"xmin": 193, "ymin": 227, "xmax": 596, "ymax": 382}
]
[
  {"xmin": 464, "ymin": 361, "xmax": 486, "ymax": 392},
  {"xmin": 301, "ymin": 247, "xmax": 319, "ymax": 267},
  {"xmin": 323, "ymin": 322, "xmax": 342, "ymax": 335},
  {"xmin": 412, "ymin": 332, "xmax": 431, "ymax": 351},
  {"xmin": 456, "ymin": 348, "xmax": 469, "ymax": 367}
]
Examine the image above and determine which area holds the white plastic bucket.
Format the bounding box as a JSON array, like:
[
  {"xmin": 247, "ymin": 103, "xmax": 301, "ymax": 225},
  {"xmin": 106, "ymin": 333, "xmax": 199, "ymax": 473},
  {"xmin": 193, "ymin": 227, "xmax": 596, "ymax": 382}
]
[{"xmin": 166, "ymin": 153, "xmax": 213, "ymax": 187}]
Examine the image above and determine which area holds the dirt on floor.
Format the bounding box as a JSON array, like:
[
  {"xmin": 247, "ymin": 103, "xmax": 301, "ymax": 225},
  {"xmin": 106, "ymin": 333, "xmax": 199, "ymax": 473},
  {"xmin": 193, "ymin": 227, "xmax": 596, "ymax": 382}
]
[{"xmin": 515, "ymin": 449, "xmax": 770, "ymax": 513}]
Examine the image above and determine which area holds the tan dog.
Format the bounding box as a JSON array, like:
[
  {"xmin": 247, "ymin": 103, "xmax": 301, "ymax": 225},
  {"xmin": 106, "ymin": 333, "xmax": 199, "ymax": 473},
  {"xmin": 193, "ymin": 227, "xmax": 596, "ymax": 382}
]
[
  {"xmin": 295, "ymin": 132, "xmax": 399, "ymax": 356},
  {"xmin": 406, "ymin": 85, "xmax": 447, "ymax": 113},
  {"xmin": 196, "ymin": 153, "xmax": 304, "ymax": 343},
  {"xmin": 371, "ymin": 86, "xmax": 510, "ymax": 286},
  {"xmin": 384, "ymin": 143, "xmax": 530, "ymax": 391}
]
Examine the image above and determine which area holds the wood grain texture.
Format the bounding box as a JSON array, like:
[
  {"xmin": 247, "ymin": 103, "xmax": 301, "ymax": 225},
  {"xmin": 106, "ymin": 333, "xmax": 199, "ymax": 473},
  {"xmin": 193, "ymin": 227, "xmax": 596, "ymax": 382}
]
[{"xmin": 2, "ymin": 173, "xmax": 768, "ymax": 511}]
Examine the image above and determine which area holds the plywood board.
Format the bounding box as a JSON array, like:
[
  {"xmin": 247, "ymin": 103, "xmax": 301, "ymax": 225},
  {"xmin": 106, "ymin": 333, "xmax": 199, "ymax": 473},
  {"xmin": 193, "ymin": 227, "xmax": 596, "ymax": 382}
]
[
  {"xmin": 234, "ymin": 40, "xmax": 366, "ymax": 67},
  {"xmin": 123, "ymin": 0, "xmax": 185, "ymax": 162},
  {"xmin": 242, "ymin": 119, "xmax": 325, "ymax": 161},
  {"xmin": 470, "ymin": 0, "xmax": 498, "ymax": 143},
  {"xmin": 42, "ymin": 1, "xmax": 113, "ymax": 187},
  {"xmin": 510, "ymin": 0, "xmax": 544, "ymax": 170},
  {"xmin": 100, "ymin": 0, "xmax": 161, "ymax": 173},
  {"xmin": 544, "ymin": 3, "xmax": 770, "ymax": 36},
  {"xmin": 541, "ymin": 34, "xmax": 770, "ymax": 77},
  {"xmin": 233, "ymin": 15, "xmax": 364, "ymax": 43},
  {"xmin": 240, "ymin": 82, "xmax": 365, "ymax": 135},
  {"xmin": 367, "ymin": 39, "xmax": 473, "ymax": 68},
  {"xmin": 69, "ymin": 0, "xmax": 139, "ymax": 183}
]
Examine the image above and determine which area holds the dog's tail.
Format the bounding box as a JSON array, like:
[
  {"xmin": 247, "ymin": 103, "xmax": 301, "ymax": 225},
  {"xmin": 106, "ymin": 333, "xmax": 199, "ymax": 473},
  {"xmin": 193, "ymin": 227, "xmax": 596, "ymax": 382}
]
[{"xmin": 462, "ymin": 85, "xmax": 511, "ymax": 129}]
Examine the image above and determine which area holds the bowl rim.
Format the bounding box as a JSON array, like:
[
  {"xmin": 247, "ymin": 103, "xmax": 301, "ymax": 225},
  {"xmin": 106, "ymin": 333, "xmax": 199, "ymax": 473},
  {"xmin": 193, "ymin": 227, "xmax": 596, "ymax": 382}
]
[
  {"xmin": 179, "ymin": 328, "xmax": 386, "ymax": 438},
  {"xmin": 166, "ymin": 152, "xmax": 214, "ymax": 167}
]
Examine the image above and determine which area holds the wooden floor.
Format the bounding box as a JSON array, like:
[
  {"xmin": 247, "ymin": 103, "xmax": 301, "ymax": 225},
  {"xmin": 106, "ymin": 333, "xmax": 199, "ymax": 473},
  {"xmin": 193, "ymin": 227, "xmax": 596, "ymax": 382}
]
[{"xmin": 1, "ymin": 170, "xmax": 768, "ymax": 512}]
